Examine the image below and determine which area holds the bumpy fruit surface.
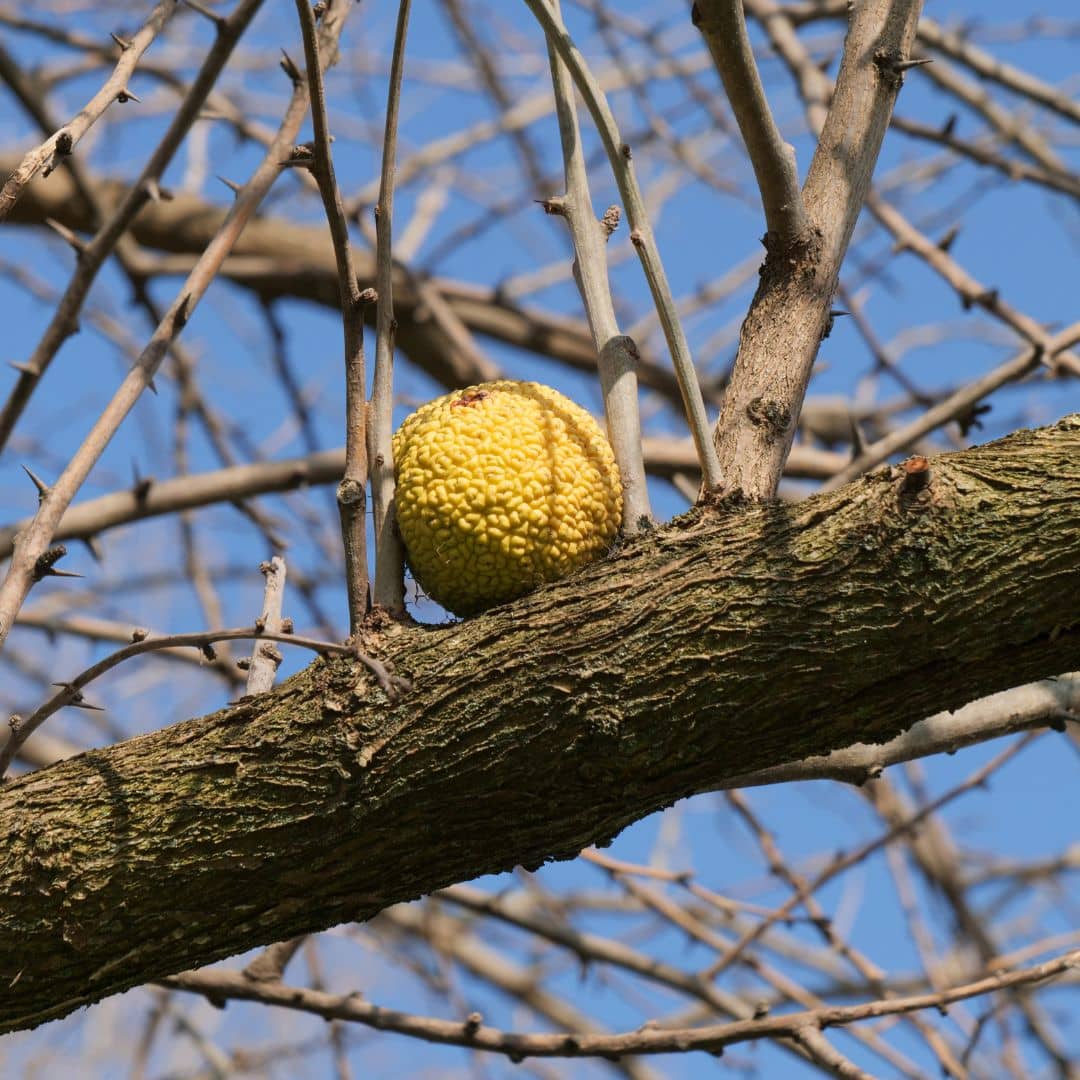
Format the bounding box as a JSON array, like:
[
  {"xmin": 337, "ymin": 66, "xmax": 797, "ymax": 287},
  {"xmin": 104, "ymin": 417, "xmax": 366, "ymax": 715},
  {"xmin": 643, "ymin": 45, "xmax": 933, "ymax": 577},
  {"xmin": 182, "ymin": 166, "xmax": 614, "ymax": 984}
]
[{"xmin": 393, "ymin": 380, "xmax": 622, "ymax": 616}]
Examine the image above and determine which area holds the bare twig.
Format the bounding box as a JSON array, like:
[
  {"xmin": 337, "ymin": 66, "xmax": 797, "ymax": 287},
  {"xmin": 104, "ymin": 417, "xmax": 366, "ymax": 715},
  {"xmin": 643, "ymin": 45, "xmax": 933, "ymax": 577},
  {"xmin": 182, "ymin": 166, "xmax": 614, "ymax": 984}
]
[
  {"xmin": 293, "ymin": 0, "xmax": 369, "ymax": 634},
  {"xmin": 0, "ymin": 2, "xmax": 355, "ymax": 654},
  {"xmin": 542, "ymin": 0, "xmax": 651, "ymax": 530},
  {"xmin": 246, "ymin": 556, "xmax": 288, "ymax": 695},
  {"xmin": 692, "ymin": 1, "xmax": 809, "ymax": 246},
  {"xmin": 369, "ymin": 0, "xmax": 412, "ymax": 616},
  {"xmin": 717, "ymin": 674, "xmax": 1080, "ymax": 789},
  {"xmin": 0, "ymin": 440, "xmax": 841, "ymax": 565},
  {"xmin": 522, "ymin": 0, "xmax": 723, "ymax": 492},
  {"xmin": 0, "ymin": 0, "xmax": 266, "ymax": 453},
  {"xmin": 0, "ymin": 626, "xmax": 355, "ymax": 778},
  {"xmin": 162, "ymin": 948, "xmax": 1080, "ymax": 1060},
  {"xmin": 825, "ymin": 318, "xmax": 1080, "ymax": 489},
  {"xmin": 0, "ymin": 1, "xmax": 176, "ymax": 221}
]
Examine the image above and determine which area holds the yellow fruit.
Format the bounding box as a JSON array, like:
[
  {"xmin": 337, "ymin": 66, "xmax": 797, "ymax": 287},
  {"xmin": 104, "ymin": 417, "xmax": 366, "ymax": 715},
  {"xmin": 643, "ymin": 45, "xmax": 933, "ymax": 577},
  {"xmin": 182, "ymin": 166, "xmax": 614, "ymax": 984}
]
[{"xmin": 393, "ymin": 381, "xmax": 623, "ymax": 616}]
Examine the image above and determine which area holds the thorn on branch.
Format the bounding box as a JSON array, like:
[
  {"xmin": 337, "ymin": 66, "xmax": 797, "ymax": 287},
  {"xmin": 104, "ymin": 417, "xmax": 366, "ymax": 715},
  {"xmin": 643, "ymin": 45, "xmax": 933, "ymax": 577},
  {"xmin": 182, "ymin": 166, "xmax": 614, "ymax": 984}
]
[
  {"xmin": 961, "ymin": 287, "xmax": 999, "ymax": 312},
  {"xmin": 874, "ymin": 49, "xmax": 932, "ymax": 87},
  {"xmin": 936, "ymin": 224, "xmax": 961, "ymax": 253},
  {"xmin": 33, "ymin": 545, "xmax": 80, "ymax": 581},
  {"xmin": 22, "ymin": 464, "xmax": 51, "ymax": 501},
  {"xmin": 45, "ymin": 218, "xmax": 87, "ymax": 255},
  {"xmin": 941, "ymin": 114, "xmax": 958, "ymax": 138},
  {"xmin": 131, "ymin": 466, "xmax": 154, "ymax": 506},
  {"xmin": 44, "ymin": 131, "xmax": 73, "ymax": 177},
  {"xmin": 116, "ymin": 88, "xmax": 141, "ymax": 104},
  {"xmin": 174, "ymin": 293, "xmax": 193, "ymax": 329},
  {"xmin": 79, "ymin": 536, "xmax": 103, "ymax": 563},
  {"xmin": 52, "ymin": 683, "xmax": 104, "ymax": 711},
  {"xmin": 217, "ymin": 175, "xmax": 242, "ymax": 195},
  {"xmin": 955, "ymin": 402, "xmax": 991, "ymax": 437},
  {"xmin": 822, "ymin": 308, "xmax": 849, "ymax": 340},
  {"xmin": 280, "ymin": 49, "xmax": 303, "ymax": 86},
  {"xmin": 110, "ymin": 32, "xmax": 131, "ymax": 51},
  {"xmin": 848, "ymin": 416, "xmax": 868, "ymax": 459},
  {"xmin": 893, "ymin": 57, "xmax": 934, "ymax": 73}
]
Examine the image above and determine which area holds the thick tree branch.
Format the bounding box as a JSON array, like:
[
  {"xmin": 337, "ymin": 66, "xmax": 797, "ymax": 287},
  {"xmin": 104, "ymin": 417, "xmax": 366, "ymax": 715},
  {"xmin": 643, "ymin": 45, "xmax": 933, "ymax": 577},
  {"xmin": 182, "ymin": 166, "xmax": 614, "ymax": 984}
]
[
  {"xmin": 713, "ymin": 0, "xmax": 924, "ymax": 499},
  {"xmin": 1, "ymin": 416, "xmax": 1078, "ymax": 1033}
]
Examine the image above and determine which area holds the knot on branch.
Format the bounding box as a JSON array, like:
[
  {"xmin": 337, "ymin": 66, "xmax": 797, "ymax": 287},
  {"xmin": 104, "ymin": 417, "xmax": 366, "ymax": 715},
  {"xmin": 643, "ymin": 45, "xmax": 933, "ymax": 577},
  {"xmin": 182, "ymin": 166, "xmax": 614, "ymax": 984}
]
[
  {"xmin": 337, "ymin": 477, "xmax": 366, "ymax": 508},
  {"xmin": 746, "ymin": 396, "xmax": 792, "ymax": 438}
]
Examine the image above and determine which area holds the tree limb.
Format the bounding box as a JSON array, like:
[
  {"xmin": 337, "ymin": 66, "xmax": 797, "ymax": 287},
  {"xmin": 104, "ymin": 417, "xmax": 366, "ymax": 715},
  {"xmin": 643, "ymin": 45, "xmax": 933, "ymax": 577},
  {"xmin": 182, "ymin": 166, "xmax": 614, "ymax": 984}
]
[
  {"xmin": 2, "ymin": 416, "xmax": 1078, "ymax": 1033},
  {"xmin": 712, "ymin": 0, "xmax": 924, "ymax": 499}
]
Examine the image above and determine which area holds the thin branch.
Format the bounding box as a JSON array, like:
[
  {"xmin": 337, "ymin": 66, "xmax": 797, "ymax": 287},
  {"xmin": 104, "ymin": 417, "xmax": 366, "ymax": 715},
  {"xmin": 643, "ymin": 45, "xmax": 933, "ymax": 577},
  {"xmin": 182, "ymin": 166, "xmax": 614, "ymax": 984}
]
[
  {"xmin": 718, "ymin": 674, "xmax": 1080, "ymax": 789},
  {"xmin": 522, "ymin": 0, "xmax": 723, "ymax": 492},
  {"xmin": 916, "ymin": 15, "xmax": 1080, "ymax": 127},
  {"xmin": 245, "ymin": 556, "xmax": 288, "ymax": 696},
  {"xmin": 542, "ymin": 0, "xmax": 651, "ymax": 531},
  {"xmin": 293, "ymin": 0, "xmax": 369, "ymax": 634},
  {"xmin": 692, "ymin": 0, "xmax": 809, "ymax": 246},
  {"xmin": 0, "ymin": 440, "xmax": 840, "ymax": 565},
  {"xmin": 0, "ymin": 2, "xmax": 356, "ymax": 654},
  {"xmin": 0, "ymin": 1, "xmax": 176, "ymax": 221},
  {"xmin": 706, "ymin": 736, "xmax": 1038, "ymax": 979},
  {"xmin": 162, "ymin": 948, "xmax": 1079, "ymax": 1060},
  {"xmin": 825, "ymin": 318, "xmax": 1080, "ymax": 489},
  {"xmin": 0, "ymin": 626, "xmax": 354, "ymax": 778},
  {"xmin": 0, "ymin": 0, "xmax": 267, "ymax": 453},
  {"xmin": 369, "ymin": 0, "xmax": 412, "ymax": 616}
]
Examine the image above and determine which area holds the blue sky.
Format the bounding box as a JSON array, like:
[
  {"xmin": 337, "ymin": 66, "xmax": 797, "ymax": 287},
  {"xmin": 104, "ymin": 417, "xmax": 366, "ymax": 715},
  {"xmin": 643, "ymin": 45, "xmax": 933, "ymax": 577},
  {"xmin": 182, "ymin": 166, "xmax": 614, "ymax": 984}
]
[{"xmin": 0, "ymin": 0, "xmax": 1077, "ymax": 1075}]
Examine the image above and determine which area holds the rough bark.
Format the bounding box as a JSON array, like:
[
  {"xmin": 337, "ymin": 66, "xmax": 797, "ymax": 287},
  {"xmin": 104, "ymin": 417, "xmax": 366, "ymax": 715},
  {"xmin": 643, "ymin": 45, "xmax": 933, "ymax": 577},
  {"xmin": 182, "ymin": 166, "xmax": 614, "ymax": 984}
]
[
  {"xmin": 2, "ymin": 417, "xmax": 1079, "ymax": 1034},
  {"xmin": 712, "ymin": 0, "xmax": 924, "ymax": 499}
]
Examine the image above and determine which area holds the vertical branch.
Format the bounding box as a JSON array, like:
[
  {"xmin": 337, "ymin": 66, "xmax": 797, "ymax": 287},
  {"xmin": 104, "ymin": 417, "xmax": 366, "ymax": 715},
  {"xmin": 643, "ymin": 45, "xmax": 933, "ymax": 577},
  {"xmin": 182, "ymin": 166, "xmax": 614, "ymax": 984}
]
[
  {"xmin": 293, "ymin": 0, "xmax": 369, "ymax": 633},
  {"xmin": 711, "ymin": 0, "xmax": 925, "ymax": 500},
  {"xmin": 369, "ymin": 0, "xmax": 412, "ymax": 617},
  {"xmin": 692, "ymin": 1, "xmax": 809, "ymax": 248},
  {"xmin": 541, "ymin": 0, "xmax": 651, "ymax": 531},
  {"xmin": 246, "ymin": 556, "xmax": 288, "ymax": 696},
  {"xmin": 522, "ymin": 0, "xmax": 723, "ymax": 494}
]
